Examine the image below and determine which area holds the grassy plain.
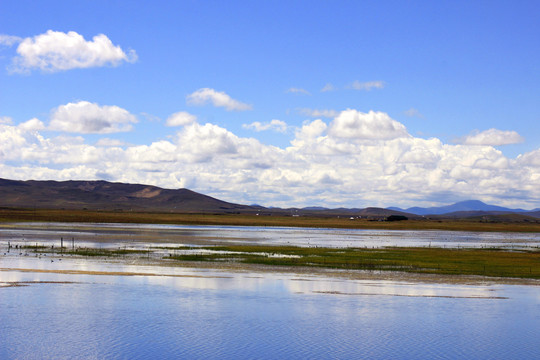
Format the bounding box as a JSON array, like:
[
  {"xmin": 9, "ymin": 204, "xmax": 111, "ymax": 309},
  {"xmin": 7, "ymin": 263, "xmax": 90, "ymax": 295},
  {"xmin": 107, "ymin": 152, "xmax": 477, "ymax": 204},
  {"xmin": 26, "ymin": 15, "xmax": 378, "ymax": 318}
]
[{"xmin": 1, "ymin": 208, "xmax": 540, "ymax": 232}]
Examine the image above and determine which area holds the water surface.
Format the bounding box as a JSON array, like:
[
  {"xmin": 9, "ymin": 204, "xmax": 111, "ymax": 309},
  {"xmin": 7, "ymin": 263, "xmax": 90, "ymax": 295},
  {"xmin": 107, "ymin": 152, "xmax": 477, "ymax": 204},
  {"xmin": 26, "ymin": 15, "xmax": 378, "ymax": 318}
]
[
  {"xmin": 1, "ymin": 255, "xmax": 539, "ymax": 359},
  {"xmin": 2, "ymin": 222, "xmax": 539, "ymax": 249},
  {"xmin": 1, "ymin": 223, "xmax": 539, "ymax": 359}
]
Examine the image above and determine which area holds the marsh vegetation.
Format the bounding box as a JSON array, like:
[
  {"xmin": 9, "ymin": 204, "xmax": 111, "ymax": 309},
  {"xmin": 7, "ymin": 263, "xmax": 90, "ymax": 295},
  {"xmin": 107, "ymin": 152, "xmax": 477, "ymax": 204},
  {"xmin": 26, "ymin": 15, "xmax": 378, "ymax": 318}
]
[{"xmin": 15, "ymin": 242, "xmax": 540, "ymax": 280}]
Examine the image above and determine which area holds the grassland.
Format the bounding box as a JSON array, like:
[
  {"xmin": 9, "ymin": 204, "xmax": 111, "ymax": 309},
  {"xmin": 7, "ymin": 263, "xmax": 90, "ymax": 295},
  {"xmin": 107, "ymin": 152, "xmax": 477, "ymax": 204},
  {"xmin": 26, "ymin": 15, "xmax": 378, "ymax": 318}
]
[
  {"xmin": 166, "ymin": 245, "xmax": 540, "ymax": 280},
  {"xmin": 1, "ymin": 208, "xmax": 539, "ymax": 232}
]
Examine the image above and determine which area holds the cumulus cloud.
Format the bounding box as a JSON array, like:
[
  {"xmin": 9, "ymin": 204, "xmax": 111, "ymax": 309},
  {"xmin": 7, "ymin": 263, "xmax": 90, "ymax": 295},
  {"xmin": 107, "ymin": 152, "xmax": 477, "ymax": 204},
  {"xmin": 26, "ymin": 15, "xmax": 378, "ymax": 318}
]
[
  {"xmin": 458, "ymin": 128, "xmax": 525, "ymax": 146},
  {"xmin": 186, "ymin": 88, "xmax": 252, "ymax": 111},
  {"xmin": 1, "ymin": 108, "xmax": 539, "ymax": 209},
  {"xmin": 328, "ymin": 109, "xmax": 409, "ymax": 140},
  {"xmin": 243, "ymin": 119, "xmax": 288, "ymax": 133},
  {"xmin": 290, "ymin": 119, "xmax": 328, "ymax": 150},
  {"xmin": 95, "ymin": 138, "xmax": 127, "ymax": 147},
  {"xmin": 0, "ymin": 116, "xmax": 13, "ymax": 125},
  {"xmin": 349, "ymin": 80, "xmax": 385, "ymax": 91},
  {"xmin": 18, "ymin": 118, "xmax": 45, "ymax": 132},
  {"xmin": 7, "ymin": 30, "xmax": 137, "ymax": 73},
  {"xmin": 295, "ymin": 119, "xmax": 327, "ymax": 139},
  {"xmin": 176, "ymin": 122, "xmax": 241, "ymax": 162},
  {"xmin": 517, "ymin": 149, "xmax": 540, "ymax": 167},
  {"xmin": 166, "ymin": 111, "xmax": 197, "ymax": 127},
  {"xmin": 286, "ymin": 87, "xmax": 311, "ymax": 95},
  {"xmin": 299, "ymin": 108, "xmax": 339, "ymax": 118},
  {"xmin": 49, "ymin": 101, "xmax": 138, "ymax": 134}
]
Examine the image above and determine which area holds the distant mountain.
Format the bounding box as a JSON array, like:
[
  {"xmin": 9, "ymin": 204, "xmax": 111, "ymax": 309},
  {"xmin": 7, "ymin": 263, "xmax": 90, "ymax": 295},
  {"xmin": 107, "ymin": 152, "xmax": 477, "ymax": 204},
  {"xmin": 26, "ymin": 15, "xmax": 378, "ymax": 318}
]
[
  {"xmin": 390, "ymin": 200, "xmax": 534, "ymax": 216},
  {"xmin": 0, "ymin": 178, "xmax": 255, "ymax": 214},
  {"xmin": 292, "ymin": 207, "xmax": 416, "ymax": 219},
  {"xmin": 302, "ymin": 206, "xmax": 329, "ymax": 211},
  {"xmin": 1, "ymin": 178, "xmax": 537, "ymax": 220},
  {"xmin": 356, "ymin": 207, "xmax": 412, "ymax": 217}
]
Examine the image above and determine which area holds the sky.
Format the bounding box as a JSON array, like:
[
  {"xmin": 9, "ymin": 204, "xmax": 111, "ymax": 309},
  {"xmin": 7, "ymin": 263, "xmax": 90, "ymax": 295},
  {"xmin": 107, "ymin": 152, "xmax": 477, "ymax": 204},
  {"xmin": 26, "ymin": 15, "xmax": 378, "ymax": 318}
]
[{"xmin": 0, "ymin": 0, "xmax": 539, "ymax": 209}]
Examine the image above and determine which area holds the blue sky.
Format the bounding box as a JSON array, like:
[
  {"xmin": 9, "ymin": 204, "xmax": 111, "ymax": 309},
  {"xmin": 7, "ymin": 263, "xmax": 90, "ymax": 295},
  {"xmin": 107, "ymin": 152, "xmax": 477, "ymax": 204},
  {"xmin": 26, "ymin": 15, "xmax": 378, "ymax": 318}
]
[{"xmin": 1, "ymin": 0, "xmax": 539, "ymax": 209}]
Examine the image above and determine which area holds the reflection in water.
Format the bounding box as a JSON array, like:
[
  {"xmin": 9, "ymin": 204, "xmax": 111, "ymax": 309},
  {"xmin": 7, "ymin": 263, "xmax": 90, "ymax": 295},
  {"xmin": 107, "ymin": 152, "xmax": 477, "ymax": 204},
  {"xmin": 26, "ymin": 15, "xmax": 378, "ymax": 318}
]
[
  {"xmin": 1, "ymin": 223, "xmax": 540, "ymax": 359},
  {"xmin": 1, "ymin": 254, "xmax": 540, "ymax": 359},
  {"xmin": 0, "ymin": 255, "xmax": 520, "ymax": 298},
  {"xmin": 1, "ymin": 222, "xmax": 539, "ymax": 249}
]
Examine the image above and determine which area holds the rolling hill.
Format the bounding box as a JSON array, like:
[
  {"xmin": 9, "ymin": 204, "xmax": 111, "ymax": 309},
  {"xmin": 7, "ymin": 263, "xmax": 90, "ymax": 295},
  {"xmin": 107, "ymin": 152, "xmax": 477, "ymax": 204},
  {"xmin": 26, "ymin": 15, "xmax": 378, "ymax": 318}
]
[{"xmin": 0, "ymin": 178, "xmax": 256, "ymax": 214}]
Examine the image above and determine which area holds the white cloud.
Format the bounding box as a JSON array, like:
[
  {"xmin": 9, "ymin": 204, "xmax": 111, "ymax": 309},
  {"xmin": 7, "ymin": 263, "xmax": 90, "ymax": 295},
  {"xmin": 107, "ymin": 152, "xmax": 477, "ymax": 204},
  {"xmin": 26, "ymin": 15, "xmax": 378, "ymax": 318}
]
[
  {"xmin": 95, "ymin": 138, "xmax": 127, "ymax": 147},
  {"xmin": 166, "ymin": 111, "xmax": 197, "ymax": 127},
  {"xmin": 2, "ymin": 108, "xmax": 539, "ymax": 209},
  {"xmin": 328, "ymin": 109, "xmax": 409, "ymax": 140},
  {"xmin": 517, "ymin": 149, "xmax": 540, "ymax": 167},
  {"xmin": 349, "ymin": 80, "xmax": 385, "ymax": 91},
  {"xmin": 177, "ymin": 123, "xmax": 239, "ymax": 162},
  {"xmin": 0, "ymin": 116, "xmax": 13, "ymax": 125},
  {"xmin": 49, "ymin": 101, "xmax": 138, "ymax": 134},
  {"xmin": 290, "ymin": 119, "xmax": 329, "ymax": 151},
  {"xmin": 295, "ymin": 119, "xmax": 327, "ymax": 140},
  {"xmin": 286, "ymin": 87, "xmax": 311, "ymax": 95},
  {"xmin": 404, "ymin": 108, "xmax": 424, "ymax": 118},
  {"xmin": 186, "ymin": 88, "xmax": 252, "ymax": 111},
  {"xmin": 458, "ymin": 128, "xmax": 525, "ymax": 146},
  {"xmin": 243, "ymin": 119, "xmax": 288, "ymax": 133},
  {"xmin": 140, "ymin": 112, "xmax": 161, "ymax": 123},
  {"xmin": 320, "ymin": 83, "xmax": 336, "ymax": 92},
  {"xmin": 299, "ymin": 108, "xmax": 339, "ymax": 118},
  {"xmin": 18, "ymin": 118, "xmax": 45, "ymax": 132},
  {"xmin": 0, "ymin": 34, "xmax": 23, "ymax": 46},
  {"xmin": 8, "ymin": 30, "xmax": 137, "ymax": 73}
]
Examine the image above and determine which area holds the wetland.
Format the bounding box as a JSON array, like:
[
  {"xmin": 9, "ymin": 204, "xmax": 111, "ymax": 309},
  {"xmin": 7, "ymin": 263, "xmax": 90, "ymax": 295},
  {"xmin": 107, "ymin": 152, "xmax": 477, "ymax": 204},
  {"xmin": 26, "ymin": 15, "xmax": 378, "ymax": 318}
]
[{"xmin": 1, "ymin": 222, "xmax": 540, "ymax": 359}]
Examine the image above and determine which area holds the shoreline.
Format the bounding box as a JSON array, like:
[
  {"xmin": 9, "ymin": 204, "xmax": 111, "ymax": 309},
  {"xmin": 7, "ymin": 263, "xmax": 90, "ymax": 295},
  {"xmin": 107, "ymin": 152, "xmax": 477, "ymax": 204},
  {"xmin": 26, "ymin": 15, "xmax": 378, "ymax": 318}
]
[{"xmin": 1, "ymin": 208, "xmax": 540, "ymax": 232}]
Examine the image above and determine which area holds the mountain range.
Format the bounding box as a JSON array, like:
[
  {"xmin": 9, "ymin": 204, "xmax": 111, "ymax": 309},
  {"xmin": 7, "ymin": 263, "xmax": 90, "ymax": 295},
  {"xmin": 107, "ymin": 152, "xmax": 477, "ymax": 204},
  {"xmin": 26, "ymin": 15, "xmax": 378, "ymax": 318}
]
[
  {"xmin": 388, "ymin": 200, "xmax": 540, "ymax": 216},
  {"xmin": 0, "ymin": 178, "xmax": 539, "ymax": 219}
]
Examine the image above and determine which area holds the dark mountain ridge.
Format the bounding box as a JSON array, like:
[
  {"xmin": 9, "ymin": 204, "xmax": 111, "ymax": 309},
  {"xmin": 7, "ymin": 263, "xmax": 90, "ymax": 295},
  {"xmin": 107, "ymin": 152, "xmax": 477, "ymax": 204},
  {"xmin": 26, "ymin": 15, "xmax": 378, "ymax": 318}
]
[
  {"xmin": 0, "ymin": 178, "xmax": 537, "ymax": 219},
  {"xmin": 0, "ymin": 178, "xmax": 416, "ymax": 218},
  {"xmin": 0, "ymin": 178, "xmax": 253, "ymax": 213}
]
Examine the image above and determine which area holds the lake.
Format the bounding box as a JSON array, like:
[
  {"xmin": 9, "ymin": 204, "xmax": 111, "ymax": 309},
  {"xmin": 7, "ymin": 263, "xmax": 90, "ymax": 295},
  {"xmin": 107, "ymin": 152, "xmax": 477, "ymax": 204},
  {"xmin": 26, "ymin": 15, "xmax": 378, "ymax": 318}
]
[{"xmin": 1, "ymin": 223, "xmax": 540, "ymax": 359}]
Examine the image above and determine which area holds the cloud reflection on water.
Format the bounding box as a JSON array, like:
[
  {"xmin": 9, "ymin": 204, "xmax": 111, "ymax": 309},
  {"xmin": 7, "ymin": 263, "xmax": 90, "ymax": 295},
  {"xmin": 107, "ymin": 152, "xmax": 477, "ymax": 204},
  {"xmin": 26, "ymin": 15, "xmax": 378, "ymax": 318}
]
[{"xmin": 1, "ymin": 254, "xmax": 510, "ymax": 300}]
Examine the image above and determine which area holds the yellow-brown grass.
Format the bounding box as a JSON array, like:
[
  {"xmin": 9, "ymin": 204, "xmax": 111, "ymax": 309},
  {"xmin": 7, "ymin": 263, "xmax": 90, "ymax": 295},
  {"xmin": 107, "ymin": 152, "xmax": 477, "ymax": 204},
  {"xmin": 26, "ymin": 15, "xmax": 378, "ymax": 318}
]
[{"xmin": 1, "ymin": 208, "xmax": 539, "ymax": 232}]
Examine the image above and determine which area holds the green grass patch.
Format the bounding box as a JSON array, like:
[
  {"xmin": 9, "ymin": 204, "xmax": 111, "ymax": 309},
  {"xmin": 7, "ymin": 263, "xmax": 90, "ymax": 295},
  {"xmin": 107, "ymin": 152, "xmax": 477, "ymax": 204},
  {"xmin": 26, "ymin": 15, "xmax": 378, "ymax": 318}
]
[
  {"xmin": 20, "ymin": 245, "xmax": 49, "ymax": 250},
  {"xmin": 15, "ymin": 239, "xmax": 540, "ymax": 279},
  {"xmin": 167, "ymin": 245, "xmax": 540, "ymax": 279},
  {"xmin": 63, "ymin": 248, "xmax": 149, "ymax": 257}
]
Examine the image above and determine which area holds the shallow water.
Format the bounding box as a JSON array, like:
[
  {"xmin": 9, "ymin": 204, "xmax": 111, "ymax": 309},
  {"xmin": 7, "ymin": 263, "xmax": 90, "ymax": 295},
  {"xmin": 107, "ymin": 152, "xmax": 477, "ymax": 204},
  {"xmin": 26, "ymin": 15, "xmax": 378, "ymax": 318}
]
[
  {"xmin": 1, "ymin": 223, "xmax": 540, "ymax": 359},
  {"xmin": 1, "ymin": 222, "xmax": 539, "ymax": 249},
  {"xmin": 1, "ymin": 255, "xmax": 540, "ymax": 359}
]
